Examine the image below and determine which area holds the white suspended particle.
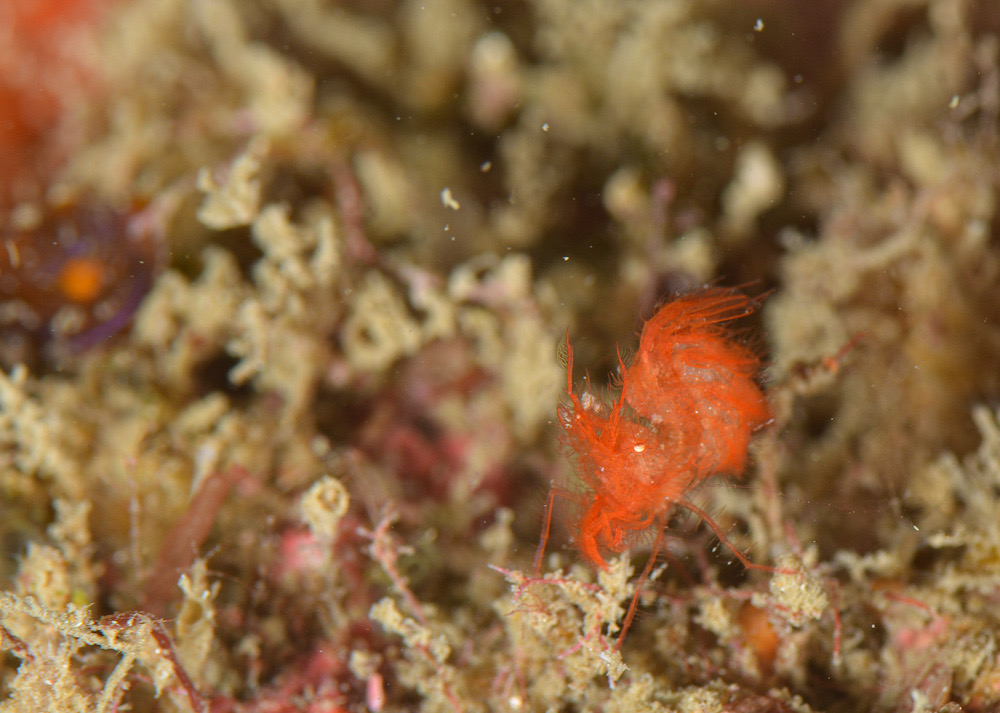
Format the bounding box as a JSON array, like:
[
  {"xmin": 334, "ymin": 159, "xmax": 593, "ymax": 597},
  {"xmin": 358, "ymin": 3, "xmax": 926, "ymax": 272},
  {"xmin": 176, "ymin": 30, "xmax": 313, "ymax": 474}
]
[{"xmin": 440, "ymin": 187, "xmax": 461, "ymax": 210}]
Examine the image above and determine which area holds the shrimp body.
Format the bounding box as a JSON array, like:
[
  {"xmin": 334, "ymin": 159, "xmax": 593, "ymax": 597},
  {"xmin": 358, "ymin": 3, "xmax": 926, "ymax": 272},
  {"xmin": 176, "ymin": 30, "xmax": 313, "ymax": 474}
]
[
  {"xmin": 557, "ymin": 287, "xmax": 770, "ymax": 571},
  {"xmin": 624, "ymin": 289, "xmax": 771, "ymax": 479},
  {"xmin": 557, "ymin": 374, "xmax": 694, "ymax": 566}
]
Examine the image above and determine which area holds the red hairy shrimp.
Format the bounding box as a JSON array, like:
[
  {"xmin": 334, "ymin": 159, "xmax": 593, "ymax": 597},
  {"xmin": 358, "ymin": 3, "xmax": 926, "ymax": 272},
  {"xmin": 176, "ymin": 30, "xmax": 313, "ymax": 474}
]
[{"xmin": 536, "ymin": 286, "xmax": 781, "ymax": 648}]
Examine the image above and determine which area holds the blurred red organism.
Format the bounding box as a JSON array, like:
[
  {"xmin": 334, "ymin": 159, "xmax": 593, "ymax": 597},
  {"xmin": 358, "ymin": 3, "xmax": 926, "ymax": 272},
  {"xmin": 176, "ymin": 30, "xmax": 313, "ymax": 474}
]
[{"xmin": 0, "ymin": 0, "xmax": 114, "ymax": 204}]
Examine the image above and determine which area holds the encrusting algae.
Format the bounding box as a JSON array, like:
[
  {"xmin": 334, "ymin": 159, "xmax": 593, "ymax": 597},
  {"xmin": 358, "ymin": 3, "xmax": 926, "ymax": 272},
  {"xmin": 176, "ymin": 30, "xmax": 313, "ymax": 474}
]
[{"xmin": 4, "ymin": 1, "xmax": 1000, "ymax": 712}]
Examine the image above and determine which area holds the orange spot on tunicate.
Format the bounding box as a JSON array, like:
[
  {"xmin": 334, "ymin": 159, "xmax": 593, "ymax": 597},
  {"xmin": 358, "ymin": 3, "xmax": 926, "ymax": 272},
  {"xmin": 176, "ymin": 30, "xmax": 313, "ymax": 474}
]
[{"xmin": 58, "ymin": 257, "xmax": 106, "ymax": 303}]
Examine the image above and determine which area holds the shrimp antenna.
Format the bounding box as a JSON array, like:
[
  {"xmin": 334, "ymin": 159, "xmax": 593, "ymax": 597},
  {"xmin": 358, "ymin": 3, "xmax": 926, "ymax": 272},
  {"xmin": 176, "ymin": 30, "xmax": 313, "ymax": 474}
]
[{"xmin": 678, "ymin": 499, "xmax": 790, "ymax": 575}]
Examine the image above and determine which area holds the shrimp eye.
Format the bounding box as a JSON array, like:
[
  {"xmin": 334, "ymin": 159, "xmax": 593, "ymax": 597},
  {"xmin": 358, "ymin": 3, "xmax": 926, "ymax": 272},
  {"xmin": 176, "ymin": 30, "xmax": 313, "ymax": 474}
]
[{"xmin": 57, "ymin": 256, "xmax": 106, "ymax": 303}]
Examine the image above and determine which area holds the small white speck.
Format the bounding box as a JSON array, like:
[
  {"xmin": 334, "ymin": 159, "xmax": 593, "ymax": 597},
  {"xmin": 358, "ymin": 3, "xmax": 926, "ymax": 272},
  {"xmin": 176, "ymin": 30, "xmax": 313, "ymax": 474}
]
[
  {"xmin": 4, "ymin": 240, "xmax": 19, "ymax": 268},
  {"xmin": 562, "ymin": 255, "xmax": 569, "ymax": 261},
  {"xmin": 633, "ymin": 444, "xmax": 645, "ymax": 453},
  {"xmin": 949, "ymin": 94, "xmax": 960, "ymax": 109},
  {"xmin": 541, "ymin": 122, "xmax": 550, "ymax": 132},
  {"xmin": 753, "ymin": 18, "xmax": 764, "ymax": 31},
  {"xmin": 480, "ymin": 160, "xmax": 492, "ymax": 172},
  {"xmin": 440, "ymin": 187, "xmax": 461, "ymax": 210}
]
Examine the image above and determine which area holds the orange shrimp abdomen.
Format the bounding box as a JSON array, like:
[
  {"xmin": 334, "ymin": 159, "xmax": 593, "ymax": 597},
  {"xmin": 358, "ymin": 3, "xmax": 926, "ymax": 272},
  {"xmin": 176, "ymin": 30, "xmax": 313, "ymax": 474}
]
[{"xmin": 624, "ymin": 288, "xmax": 770, "ymax": 479}]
